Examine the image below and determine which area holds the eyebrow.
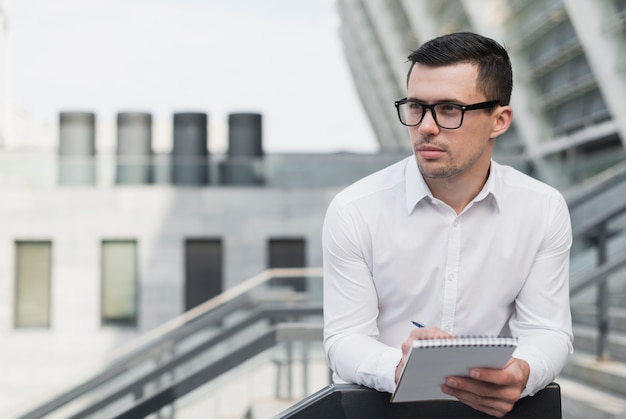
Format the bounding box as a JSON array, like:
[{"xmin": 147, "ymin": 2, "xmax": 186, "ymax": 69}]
[{"xmin": 407, "ymin": 96, "xmax": 465, "ymax": 104}]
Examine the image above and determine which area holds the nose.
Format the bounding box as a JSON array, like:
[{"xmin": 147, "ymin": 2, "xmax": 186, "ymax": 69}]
[{"xmin": 418, "ymin": 108, "xmax": 440, "ymax": 134}]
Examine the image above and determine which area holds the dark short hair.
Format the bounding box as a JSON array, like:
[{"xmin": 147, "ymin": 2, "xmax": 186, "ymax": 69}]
[{"xmin": 407, "ymin": 32, "xmax": 512, "ymax": 105}]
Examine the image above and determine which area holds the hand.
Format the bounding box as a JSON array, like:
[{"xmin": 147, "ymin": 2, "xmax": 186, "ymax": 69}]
[
  {"xmin": 441, "ymin": 357, "xmax": 530, "ymax": 418},
  {"xmin": 395, "ymin": 327, "xmax": 454, "ymax": 383}
]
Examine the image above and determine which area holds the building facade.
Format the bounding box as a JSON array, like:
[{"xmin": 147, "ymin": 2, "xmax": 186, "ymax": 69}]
[
  {"xmin": 0, "ymin": 109, "xmax": 404, "ymax": 416},
  {"xmin": 337, "ymin": 0, "xmax": 626, "ymax": 188}
]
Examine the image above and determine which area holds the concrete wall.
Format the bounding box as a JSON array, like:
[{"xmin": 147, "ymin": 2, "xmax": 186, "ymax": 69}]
[{"xmin": 0, "ymin": 184, "xmax": 340, "ymax": 416}]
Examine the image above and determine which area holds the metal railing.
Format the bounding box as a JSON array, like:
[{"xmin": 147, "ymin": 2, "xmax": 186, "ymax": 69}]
[
  {"xmin": 114, "ymin": 323, "xmax": 322, "ymax": 419},
  {"xmin": 565, "ymin": 160, "xmax": 626, "ymax": 359},
  {"xmin": 569, "ymin": 248, "xmax": 626, "ymax": 360},
  {"xmin": 18, "ymin": 268, "xmax": 324, "ymax": 419}
]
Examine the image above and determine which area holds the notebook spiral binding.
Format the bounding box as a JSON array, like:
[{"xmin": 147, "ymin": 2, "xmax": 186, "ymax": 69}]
[{"xmin": 413, "ymin": 336, "xmax": 519, "ymax": 348}]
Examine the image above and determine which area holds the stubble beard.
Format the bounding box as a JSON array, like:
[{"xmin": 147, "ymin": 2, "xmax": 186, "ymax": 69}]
[
  {"xmin": 417, "ymin": 159, "xmax": 457, "ymax": 179},
  {"xmin": 414, "ymin": 139, "xmax": 486, "ymax": 180}
]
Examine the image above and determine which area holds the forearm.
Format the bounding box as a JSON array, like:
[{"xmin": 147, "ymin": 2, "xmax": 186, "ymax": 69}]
[
  {"xmin": 513, "ymin": 332, "xmax": 573, "ymax": 396},
  {"xmin": 323, "ymin": 198, "xmax": 403, "ymax": 391},
  {"xmin": 511, "ymin": 194, "xmax": 573, "ymax": 396},
  {"xmin": 325, "ymin": 333, "xmax": 401, "ymax": 393}
]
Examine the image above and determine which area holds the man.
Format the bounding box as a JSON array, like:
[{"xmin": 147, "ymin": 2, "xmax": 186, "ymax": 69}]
[{"xmin": 322, "ymin": 32, "xmax": 573, "ymax": 418}]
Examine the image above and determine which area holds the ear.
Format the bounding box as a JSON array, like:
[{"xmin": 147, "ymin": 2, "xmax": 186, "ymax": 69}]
[{"xmin": 491, "ymin": 105, "xmax": 513, "ymax": 138}]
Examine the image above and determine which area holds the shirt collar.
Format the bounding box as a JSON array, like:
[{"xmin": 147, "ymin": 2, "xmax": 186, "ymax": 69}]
[
  {"xmin": 404, "ymin": 157, "xmax": 502, "ymax": 215},
  {"xmin": 476, "ymin": 161, "xmax": 502, "ymax": 212},
  {"xmin": 404, "ymin": 157, "xmax": 431, "ymax": 214}
]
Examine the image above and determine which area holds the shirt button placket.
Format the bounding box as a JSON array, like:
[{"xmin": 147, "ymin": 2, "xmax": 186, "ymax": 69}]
[{"xmin": 442, "ymin": 216, "xmax": 461, "ymax": 334}]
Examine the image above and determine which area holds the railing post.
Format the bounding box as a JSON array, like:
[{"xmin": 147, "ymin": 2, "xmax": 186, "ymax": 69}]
[
  {"xmin": 302, "ymin": 342, "xmax": 309, "ymax": 397},
  {"xmin": 287, "ymin": 340, "xmax": 293, "ymax": 399},
  {"xmin": 133, "ymin": 386, "xmax": 144, "ymax": 401},
  {"xmin": 159, "ymin": 343, "xmax": 176, "ymax": 419},
  {"xmin": 595, "ymin": 222, "xmax": 610, "ymax": 360}
]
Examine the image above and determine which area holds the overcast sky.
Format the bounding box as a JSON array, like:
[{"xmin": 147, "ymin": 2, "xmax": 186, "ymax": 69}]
[{"xmin": 6, "ymin": 0, "xmax": 379, "ymax": 153}]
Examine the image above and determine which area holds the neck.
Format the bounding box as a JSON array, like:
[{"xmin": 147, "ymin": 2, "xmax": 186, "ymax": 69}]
[{"xmin": 425, "ymin": 168, "xmax": 490, "ymax": 215}]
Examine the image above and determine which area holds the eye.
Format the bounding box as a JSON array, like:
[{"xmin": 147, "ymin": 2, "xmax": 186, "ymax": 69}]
[
  {"xmin": 407, "ymin": 102, "xmax": 422, "ymax": 110},
  {"xmin": 437, "ymin": 103, "xmax": 461, "ymax": 115}
]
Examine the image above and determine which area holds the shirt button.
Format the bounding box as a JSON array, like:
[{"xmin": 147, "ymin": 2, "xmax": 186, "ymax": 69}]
[
  {"xmin": 453, "ymin": 220, "xmax": 459, "ymax": 227},
  {"xmin": 444, "ymin": 326, "xmax": 453, "ymax": 333},
  {"xmin": 447, "ymin": 273, "xmax": 456, "ymax": 281}
]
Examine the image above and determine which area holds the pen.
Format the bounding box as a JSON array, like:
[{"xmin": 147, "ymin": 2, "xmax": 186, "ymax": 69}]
[{"xmin": 411, "ymin": 320, "xmax": 425, "ymax": 328}]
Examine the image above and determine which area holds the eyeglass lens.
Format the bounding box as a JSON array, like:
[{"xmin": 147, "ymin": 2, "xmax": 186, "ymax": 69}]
[{"xmin": 397, "ymin": 103, "xmax": 463, "ymax": 129}]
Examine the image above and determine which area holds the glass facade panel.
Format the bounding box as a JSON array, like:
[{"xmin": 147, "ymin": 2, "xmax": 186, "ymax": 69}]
[
  {"xmin": 15, "ymin": 241, "xmax": 52, "ymax": 328},
  {"xmin": 268, "ymin": 238, "xmax": 306, "ymax": 291},
  {"xmin": 527, "ymin": 20, "xmax": 577, "ymax": 69},
  {"xmin": 185, "ymin": 239, "xmax": 222, "ymax": 311},
  {"xmin": 101, "ymin": 240, "xmax": 138, "ymax": 326},
  {"xmin": 538, "ymin": 55, "xmax": 592, "ymax": 98},
  {"xmin": 549, "ymin": 88, "xmax": 609, "ymax": 135}
]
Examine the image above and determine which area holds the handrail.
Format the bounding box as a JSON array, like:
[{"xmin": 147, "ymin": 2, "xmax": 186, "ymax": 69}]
[
  {"xmin": 107, "ymin": 267, "xmax": 323, "ymax": 363},
  {"xmin": 552, "ymin": 158, "xmax": 626, "ymax": 359},
  {"xmin": 570, "ymin": 248, "xmax": 626, "ymax": 360},
  {"xmin": 563, "ymin": 159, "xmax": 626, "ymax": 209},
  {"xmin": 18, "ymin": 267, "xmax": 323, "ymax": 419},
  {"xmin": 71, "ymin": 313, "xmax": 322, "ymax": 419},
  {"xmin": 571, "ymin": 201, "xmax": 626, "ymax": 239},
  {"xmin": 570, "ymin": 250, "xmax": 626, "ymax": 296},
  {"xmin": 567, "ymin": 193, "xmax": 626, "ymax": 360},
  {"xmin": 111, "ymin": 323, "xmax": 323, "ymax": 419},
  {"xmin": 19, "ymin": 293, "xmax": 254, "ymax": 419},
  {"xmin": 561, "ymin": 161, "xmax": 626, "ymax": 359}
]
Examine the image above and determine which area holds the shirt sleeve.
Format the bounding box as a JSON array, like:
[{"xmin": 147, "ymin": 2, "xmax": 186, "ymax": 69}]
[
  {"xmin": 322, "ymin": 197, "xmax": 402, "ymax": 394},
  {"xmin": 509, "ymin": 193, "xmax": 574, "ymax": 397}
]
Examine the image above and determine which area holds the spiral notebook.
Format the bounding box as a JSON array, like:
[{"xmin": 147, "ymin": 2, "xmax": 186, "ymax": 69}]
[{"xmin": 391, "ymin": 336, "xmax": 518, "ymax": 402}]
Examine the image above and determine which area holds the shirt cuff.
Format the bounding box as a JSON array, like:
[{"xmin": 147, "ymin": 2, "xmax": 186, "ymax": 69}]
[
  {"xmin": 375, "ymin": 347, "xmax": 403, "ymax": 394},
  {"xmin": 512, "ymin": 346, "xmax": 546, "ymax": 397}
]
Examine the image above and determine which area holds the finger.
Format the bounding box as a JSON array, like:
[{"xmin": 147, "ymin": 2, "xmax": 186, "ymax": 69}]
[
  {"xmin": 400, "ymin": 339, "xmax": 412, "ymax": 355},
  {"xmin": 468, "ymin": 367, "xmax": 511, "ymax": 386},
  {"xmin": 442, "ymin": 384, "xmax": 514, "ymax": 418},
  {"xmin": 447, "ymin": 375, "xmax": 520, "ymax": 402},
  {"xmin": 469, "ymin": 357, "xmax": 528, "ymax": 389},
  {"xmin": 445, "ymin": 376, "xmax": 495, "ymax": 397},
  {"xmin": 410, "ymin": 326, "xmax": 454, "ymax": 340}
]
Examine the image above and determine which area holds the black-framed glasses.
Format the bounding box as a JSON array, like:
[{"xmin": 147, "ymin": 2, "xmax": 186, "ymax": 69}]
[{"xmin": 394, "ymin": 98, "xmax": 501, "ymax": 129}]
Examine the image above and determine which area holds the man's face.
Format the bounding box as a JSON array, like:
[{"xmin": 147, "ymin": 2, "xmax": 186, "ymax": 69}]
[{"xmin": 406, "ymin": 63, "xmax": 500, "ymax": 181}]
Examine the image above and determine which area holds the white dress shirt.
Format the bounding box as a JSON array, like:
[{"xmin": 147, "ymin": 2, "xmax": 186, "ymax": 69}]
[{"xmin": 322, "ymin": 156, "xmax": 573, "ymax": 397}]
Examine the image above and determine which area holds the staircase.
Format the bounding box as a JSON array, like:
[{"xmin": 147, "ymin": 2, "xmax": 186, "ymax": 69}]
[
  {"xmin": 15, "ymin": 268, "xmax": 325, "ymax": 419},
  {"xmin": 560, "ymin": 291, "xmax": 626, "ymax": 418},
  {"xmin": 558, "ymin": 162, "xmax": 626, "ymax": 419}
]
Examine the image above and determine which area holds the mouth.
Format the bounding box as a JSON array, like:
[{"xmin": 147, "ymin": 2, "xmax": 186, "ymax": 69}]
[{"xmin": 416, "ymin": 145, "xmax": 445, "ymax": 160}]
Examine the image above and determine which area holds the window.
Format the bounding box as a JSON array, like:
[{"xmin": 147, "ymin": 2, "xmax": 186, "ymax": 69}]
[
  {"xmin": 268, "ymin": 238, "xmax": 306, "ymax": 291},
  {"xmin": 549, "ymin": 88, "xmax": 609, "ymax": 135},
  {"xmin": 15, "ymin": 241, "xmax": 52, "ymax": 328},
  {"xmin": 538, "ymin": 55, "xmax": 593, "ymax": 99},
  {"xmin": 185, "ymin": 239, "xmax": 222, "ymax": 311},
  {"xmin": 527, "ymin": 20, "xmax": 578, "ymax": 69},
  {"xmin": 101, "ymin": 240, "xmax": 138, "ymax": 326}
]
